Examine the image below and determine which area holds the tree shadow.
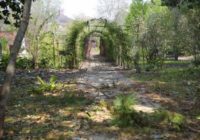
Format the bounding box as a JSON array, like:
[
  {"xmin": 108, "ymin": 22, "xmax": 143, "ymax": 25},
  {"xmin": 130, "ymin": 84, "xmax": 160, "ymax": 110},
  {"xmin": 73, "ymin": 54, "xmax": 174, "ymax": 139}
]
[{"xmin": 4, "ymin": 87, "xmax": 93, "ymax": 139}]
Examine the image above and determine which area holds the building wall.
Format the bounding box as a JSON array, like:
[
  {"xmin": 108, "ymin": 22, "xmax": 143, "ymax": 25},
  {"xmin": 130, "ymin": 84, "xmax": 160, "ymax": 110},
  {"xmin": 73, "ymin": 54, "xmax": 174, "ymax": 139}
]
[{"xmin": 0, "ymin": 31, "xmax": 27, "ymax": 51}]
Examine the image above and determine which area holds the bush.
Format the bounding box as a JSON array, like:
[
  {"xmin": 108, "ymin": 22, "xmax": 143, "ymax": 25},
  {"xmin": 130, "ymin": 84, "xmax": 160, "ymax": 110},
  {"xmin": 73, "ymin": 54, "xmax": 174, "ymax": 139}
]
[
  {"xmin": 30, "ymin": 75, "xmax": 58, "ymax": 94},
  {"xmin": 0, "ymin": 55, "xmax": 33, "ymax": 70},
  {"xmin": 0, "ymin": 54, "xmax": 9, "ymax": 71},
  {"xmin": 38, "ymin": 58, "xmax": 49, "ymax": 68},
  {"xmin": 16, "ymin": 57, "xmax": 33, "ymax": 69},
  {"xmin": 112, "ymin": 94, "xmax": 138, "ymax": 127},
  {"xmin": 112, "ymin": 94, "xmax": 186, "ymax": 130},
  {"xmin": 192, "ymin": 55, "xmax": 200, "ymax": 67}
]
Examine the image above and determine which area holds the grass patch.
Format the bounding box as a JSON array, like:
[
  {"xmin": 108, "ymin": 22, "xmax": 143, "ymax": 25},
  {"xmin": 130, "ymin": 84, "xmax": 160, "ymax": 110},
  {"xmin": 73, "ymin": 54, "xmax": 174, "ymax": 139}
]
[
  {"xmin": 111, "ymin": 94, "xmax": 186, "ymax": 131},
  {"xmin": 132, "ymin": 60, "xmax": 200, "ymax": 114},
  {"xmin": 30, "ymin": 75, "xmax": 61, "ymax": 94},
  {"xmin": 5, "ymin": 85, "xmax": 93, "ymax": 139}
]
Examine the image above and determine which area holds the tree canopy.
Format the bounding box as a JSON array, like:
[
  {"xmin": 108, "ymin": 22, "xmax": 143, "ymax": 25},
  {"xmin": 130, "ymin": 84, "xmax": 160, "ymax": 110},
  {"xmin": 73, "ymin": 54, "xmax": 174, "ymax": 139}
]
[
  {"xmin": 161, "ymin": 0, "xmax": 200, "ymax": 7},
  {"xmin": 0, "ymin": 0, "xmax": 35, "ymax": 26}
]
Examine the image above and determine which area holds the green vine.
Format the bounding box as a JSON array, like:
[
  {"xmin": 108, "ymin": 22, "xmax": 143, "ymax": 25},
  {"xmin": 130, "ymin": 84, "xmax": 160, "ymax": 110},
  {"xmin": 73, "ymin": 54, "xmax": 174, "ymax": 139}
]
[{"xmin": 65, "ymin": 19, "xmax": 131, "ymax": 68}]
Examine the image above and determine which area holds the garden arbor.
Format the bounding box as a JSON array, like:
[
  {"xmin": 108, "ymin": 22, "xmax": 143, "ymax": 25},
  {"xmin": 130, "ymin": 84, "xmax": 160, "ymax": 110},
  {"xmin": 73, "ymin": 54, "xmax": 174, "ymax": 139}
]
[{"xmin": 65, "ymin": 18, "xmax": 131, "ymax": 68}]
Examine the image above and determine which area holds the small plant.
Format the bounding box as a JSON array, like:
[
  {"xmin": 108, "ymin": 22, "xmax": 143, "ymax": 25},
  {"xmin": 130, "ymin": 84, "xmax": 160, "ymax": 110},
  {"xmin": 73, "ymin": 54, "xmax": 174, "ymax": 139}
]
[
  {"xmin": 16, "ymin": 57, "xmax": 33, "ymax": 69},
  {"xmin": 148, "ymin": 110, "xmax": 186, "ymax": 131},
  {"xmin": 167, "ymin": 112, "xmax": 186, "ymax": 131},
  {"xmin": 31, "ymin": 75, "xmax": 58, "ymax": 94},
  {"xmin": 0, "ymin": 54, "xmax": 9, "ymax": 70},
  {"xmin": 112, "ymin": 94, "xmax": 138, "ymax": 127}
]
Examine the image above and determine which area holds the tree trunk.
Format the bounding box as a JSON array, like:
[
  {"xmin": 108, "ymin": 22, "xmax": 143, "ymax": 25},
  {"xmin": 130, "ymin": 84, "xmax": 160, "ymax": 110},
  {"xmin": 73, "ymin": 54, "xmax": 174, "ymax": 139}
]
[
  {"xmin": 174, "ymin": 52, "xmax": 179, "ymax": 61},
  {"xmin": 0, "ymin": 43, "xmax": 2, "ymax": 62},
  {"xmin": 0, "ymin": 0, "xmax": 32, "ymax": 138},
  {"xmin": 174, "ymin": 47, "xmax": 179, "ymax": 61}
]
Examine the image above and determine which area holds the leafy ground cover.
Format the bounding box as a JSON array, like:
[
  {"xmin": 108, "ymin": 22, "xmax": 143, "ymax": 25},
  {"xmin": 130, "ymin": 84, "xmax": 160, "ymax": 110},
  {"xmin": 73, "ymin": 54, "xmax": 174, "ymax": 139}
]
[{"xmin": 1, "ymin": 59, "xmax": 200, "ymax": 139}]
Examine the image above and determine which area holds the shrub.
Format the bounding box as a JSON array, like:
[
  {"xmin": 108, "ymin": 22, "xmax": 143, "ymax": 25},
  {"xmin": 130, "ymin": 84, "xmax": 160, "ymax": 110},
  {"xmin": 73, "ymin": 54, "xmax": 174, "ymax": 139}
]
[
  {"xmin": 149, "ymin": 110, "xmax": 186, "ymax": 130},
  {"xmin": 167, "ymin": 112, "xmax": 186, "ymax": 130},
  {"xmin": 38, "ymin": 58, "xmax": 49, "ymax": 68},
  {"xmin": 192, "ymin": 55, "xmax": 200, "ymax": 67},
  {"xmin": 16, "ymin": 57, "xmax": 33, "ymax": 69},
  {"xmin": 112, "ymin": 94, "xmax": 138, "ymax": 127},
  {"xmin": 112, "ymin": 95, "xmax": 186, "ymax": 130},
  {"xmin": 0, "ymin": 54, "xmax": 9, "ymax": 70},
  {"xmin": 31, "ymin": 75, "xmax": 58, "ymax": 94}
]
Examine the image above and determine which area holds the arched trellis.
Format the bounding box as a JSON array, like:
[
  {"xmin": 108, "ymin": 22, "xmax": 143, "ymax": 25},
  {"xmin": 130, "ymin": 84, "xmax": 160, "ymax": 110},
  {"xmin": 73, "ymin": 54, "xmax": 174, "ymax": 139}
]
[{"xmin": 65, "ymin": 18, "xmax": 131, "ymax": 69}]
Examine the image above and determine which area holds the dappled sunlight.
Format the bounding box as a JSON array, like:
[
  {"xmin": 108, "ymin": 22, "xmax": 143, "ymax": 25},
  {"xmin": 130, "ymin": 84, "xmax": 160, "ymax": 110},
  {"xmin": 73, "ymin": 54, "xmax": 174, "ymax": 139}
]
[
  {"xmin": 133, "ymin": 105, "xmax": 155, "ymax": 113},
  {"xmin": 88, "ymin": 107, "xmax": 112, "ymax": 123},
  {"xmin": 1, "ymin": 0, "xmax": 200, "ymax": 139},
  {"xmin": 145, "ymin": 93, "xmax": 178, "ymax": 107}
]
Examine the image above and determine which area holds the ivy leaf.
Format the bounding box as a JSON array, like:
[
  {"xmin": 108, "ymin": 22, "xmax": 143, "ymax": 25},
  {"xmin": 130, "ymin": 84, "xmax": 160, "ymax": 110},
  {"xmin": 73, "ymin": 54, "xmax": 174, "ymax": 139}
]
[
  {"xmin": 4, "ymin": 18, "xmax": 11, "ymax": 24},
  {"xmin": 0, "ymin": 1, "xmax": 7, "ymax": 8},
  {"xmin": 2, "ymin": 9, "xmax": 10, "ymax": 16}
]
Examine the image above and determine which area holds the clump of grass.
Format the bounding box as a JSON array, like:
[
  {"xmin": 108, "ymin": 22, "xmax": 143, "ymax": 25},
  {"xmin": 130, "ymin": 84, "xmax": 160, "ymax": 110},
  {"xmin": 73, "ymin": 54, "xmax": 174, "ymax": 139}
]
[
  {"xmin": 112, "ymin": 94, "xmax": 140, "ymax": 127},
  {"xmin": 149, "ymin": 110, "xmax": 186, "ymax": 131},
  {"xmin": 30, "ymin": 75, "xmax": 61, "ymax": 94},
  {"xmin": 111, "ymin": 94, "xmax": 186, "ymax": 131}
]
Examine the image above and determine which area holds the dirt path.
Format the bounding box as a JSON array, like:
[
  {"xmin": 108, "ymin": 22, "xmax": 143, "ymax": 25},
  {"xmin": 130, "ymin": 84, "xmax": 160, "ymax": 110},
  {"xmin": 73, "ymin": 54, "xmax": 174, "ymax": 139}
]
[
  {"xmin": 72, "ymin": 54, "xmax": 161, "ymax": 139},
  {"xmin": 77, "ymin": 54, "xmax": 160, "ymax": 113},
  {"xmin": 0, "ymin": 53, "xmax": 162, "ymax": 139}
]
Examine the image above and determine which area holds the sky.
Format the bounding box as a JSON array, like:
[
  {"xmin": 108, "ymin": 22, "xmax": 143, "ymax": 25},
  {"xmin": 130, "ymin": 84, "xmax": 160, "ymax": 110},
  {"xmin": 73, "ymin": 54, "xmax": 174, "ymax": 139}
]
[
  {"xmin": 61, "ymin": 0, "xmax": 99, "ymax": 19},
  {"xmin": 61, "ymin": 0, "xmax": 132, "ymax": 19}
]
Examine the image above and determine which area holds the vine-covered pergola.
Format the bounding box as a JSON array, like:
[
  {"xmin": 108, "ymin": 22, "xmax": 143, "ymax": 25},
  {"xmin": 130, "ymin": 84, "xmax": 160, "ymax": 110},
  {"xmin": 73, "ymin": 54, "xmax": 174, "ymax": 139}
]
[{"xmin": 65, "ymin": 18, "xmax": 131, "ymax": 68}]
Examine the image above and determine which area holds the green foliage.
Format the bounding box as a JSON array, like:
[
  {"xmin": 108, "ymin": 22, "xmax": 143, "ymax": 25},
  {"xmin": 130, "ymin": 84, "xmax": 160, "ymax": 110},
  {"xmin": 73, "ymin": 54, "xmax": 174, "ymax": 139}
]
[
  {"xmin": 112, "ymin": 96, "xmax": 186, "ymax": 130},
  {"xmin": 111, "ymin": 93, "xmax": 186, "ymax": 131},
  {"xmin": 0, "ymin": 54, "xmax": 33, "ymax": 70},
  {"xmin": 0, "ymin": 54, "xmax": 9, "ymax": 70},
  {"xmin": 133, "ymin": 52, "xmax": 141, "ymax": 73},
  {"xmin": 126, "ymin": 0, "xmax": 148, "ymax": 31},
  {"xmin": 168, "ymin": 112, "xmax": 186, "ymax": 130},
  {"xmin": 31, "ymin": 75, "xmax": 58, "ymax": 94},
  {"xmin": 142, "ymin": 11, "xmax": 170, "ymax": 70},
  {"xmin": 65, "ymin": 19, "xmax": 131, "ymax": 68},
  {"xmin": 65, "ymin": 20, "xmax": 86, "ymax": 68},
  {"xmin": 16, "ymin": 57, "xmax": 33, "ymax": 69},
  {"xmin": 113, "ymin": 94, "xmax": 136, "ymax": 114},
  {"xmin": 0, "ymin": 38, "xmax": 8, "ymax": 51},
  {"xmin": 112, "ymin": 94, "xmax": 139, "ymax": 127},
  {"xmin": 148, "ymin": 110, "xmax": 186, "ymax": 131},
  {"xmin": 161, "ymin": 0, "xmax": 200, "ymax": 8},
  {"xmin": 192, "ymin": 56, "xmax": 200, "ymax": 67},
  {"xmin": 0, "ymin": 0, "xmax": 25, "ymax": 26},
  {"xmin": 125, "ymin": 0, "xmax": 200, "ymax": 71},
  {"xmin": 5, "ymin": 82, "xmax": 93, "ymax": 139}
]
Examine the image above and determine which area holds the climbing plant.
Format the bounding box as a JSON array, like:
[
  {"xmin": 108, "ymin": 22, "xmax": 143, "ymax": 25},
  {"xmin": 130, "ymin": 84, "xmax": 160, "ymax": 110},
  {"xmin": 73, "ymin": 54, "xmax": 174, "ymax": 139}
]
[
  {"xmin": 65, "ymin": 20, "xmax": 86, "ymax": 68},
  {"xmin": 65, "ymin": 19, "xmax": 131, "ymax": 68}
]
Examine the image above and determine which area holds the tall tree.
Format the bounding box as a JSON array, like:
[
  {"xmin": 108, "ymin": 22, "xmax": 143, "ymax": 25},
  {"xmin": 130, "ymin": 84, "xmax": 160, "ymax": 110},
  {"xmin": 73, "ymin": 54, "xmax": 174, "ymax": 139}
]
[
  {"xmin": 0, "ymin": 42, "xmax": 2, "ymax": 62},
  {"xmin": 0, "ymin": 0, "xmax": 32, "ymax": 137},
  {"xmin": 170, "ymin": 8, "xmax": 181, "ymax": 60},
  {"xmin": 27, "ymin": 0, "xmax": 61, "ymax": 68},
  {"xmin": 161, "ymin": 0, "xmax": 200, "ymax": 7},
  {"xmin": 97, "ymin": 0, "xmax": 129, "ymax": 24},
  {"xmin": 126, "ymin": 0, "xmax": 149, "ymax": 66}
]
